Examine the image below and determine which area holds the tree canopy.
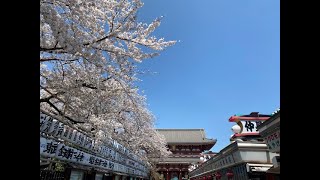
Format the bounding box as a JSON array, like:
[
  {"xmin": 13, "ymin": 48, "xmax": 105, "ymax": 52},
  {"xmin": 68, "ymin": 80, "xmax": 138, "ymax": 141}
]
[{"xmin": 40, "ymin": 0, "xmax": 175, "ymax": 165}]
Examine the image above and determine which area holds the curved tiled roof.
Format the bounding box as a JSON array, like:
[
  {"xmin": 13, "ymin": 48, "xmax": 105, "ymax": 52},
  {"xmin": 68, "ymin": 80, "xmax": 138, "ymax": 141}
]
[
  {"xmin": 156, "ymin": 129, "xmax": 216, "ymax": 144},
  {"xmin": 156, "ymin": 157, "xmax": 200, "ymax": 163}
]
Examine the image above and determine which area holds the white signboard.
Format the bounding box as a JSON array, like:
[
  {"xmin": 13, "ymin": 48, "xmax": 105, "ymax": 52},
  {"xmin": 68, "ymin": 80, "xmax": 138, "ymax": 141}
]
[
  {"xmin": 40, "ymin": 112, "xmax": 148, "ymax": 176},
  {"xmin": 239, "ymin": 120, "xmax": 263, "ymax": 133},
  {"xmin": 40, "ymin": 137, "xmax": 59, "ymax": 158},
  {"xmin": 40, "ymin": 137, "xmax": 118, "ymax": 171},
  {"xmin": 212, "ymin": 154, "xmax": 236, "ymax": 169},
  {"xmin": 55, "ymin": 143, "xmax": 84, "ymax": 163},
  {"xmin": 43, "ymin": 139, "xmax": 59, "ymax": 157}
]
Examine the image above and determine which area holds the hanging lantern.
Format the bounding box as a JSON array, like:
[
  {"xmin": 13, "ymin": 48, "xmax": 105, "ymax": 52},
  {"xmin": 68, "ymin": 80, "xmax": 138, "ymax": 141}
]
[
  {"xmin": 215, "ymin": 172, "xmax": 222, "ymax": 180},
  {"xmin": 207, "ymin": 175, "xmax": 212, "ymax": 180},
  {"xmin": 226, "ymin": 169, "xmax": 234, "ymax": 179}
]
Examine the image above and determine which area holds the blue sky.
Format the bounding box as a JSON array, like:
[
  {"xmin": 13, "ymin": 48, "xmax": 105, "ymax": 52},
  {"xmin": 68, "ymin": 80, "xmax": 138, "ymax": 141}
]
[{"xmin": 136, "ymin": 0, "xmax": 280, "ymax": 152}]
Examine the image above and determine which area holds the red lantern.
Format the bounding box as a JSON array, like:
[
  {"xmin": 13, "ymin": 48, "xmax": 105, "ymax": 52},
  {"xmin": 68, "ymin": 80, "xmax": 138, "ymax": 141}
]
[
  {"xmin": 226, "ymin": 170, "xmax": 234, "ymax": 179},
  {"xmin": 215, "ymin": 172, "xmax": 222, "ymax": 180},
  {"xmin": 207, "ymin": 175, "xmax": 212, "ymax": 180}
]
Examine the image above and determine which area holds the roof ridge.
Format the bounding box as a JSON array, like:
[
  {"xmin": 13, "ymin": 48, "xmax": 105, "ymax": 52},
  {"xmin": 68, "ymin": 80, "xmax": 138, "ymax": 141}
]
[{"xmin": 156, "ymin": 128, "xmax": 205, "ymax": 131}]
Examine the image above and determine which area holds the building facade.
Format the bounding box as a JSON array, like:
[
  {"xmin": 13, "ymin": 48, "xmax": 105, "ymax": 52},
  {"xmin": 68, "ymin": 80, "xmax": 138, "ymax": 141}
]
[
  {"xmin": 155, "ymin": 129, "xmax": 217, "ymax": 180},
  {"xmin": 188, "ymin": 141, "xmax": 277, "ymax": 180},
  {"xmin": 257, "ymin": 109, "xmax": 280, "ymax": 179},
  {"xmin": 189, "ymin": 112, "xmax": 277, "ymax": 180},
  {"xmin": 40, "ymin": 110, "xmax": 149, "ymax": 180}
]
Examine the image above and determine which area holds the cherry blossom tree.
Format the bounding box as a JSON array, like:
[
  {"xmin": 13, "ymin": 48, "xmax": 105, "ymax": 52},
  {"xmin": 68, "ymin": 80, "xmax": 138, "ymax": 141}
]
[{"xmin": 40, "ymin": 0, "xmax": 174, "ymax": 167}]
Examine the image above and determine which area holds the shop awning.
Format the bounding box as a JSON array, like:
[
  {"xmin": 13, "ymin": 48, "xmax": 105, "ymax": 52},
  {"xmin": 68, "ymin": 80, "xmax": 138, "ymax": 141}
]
[
  {"xmin": 113, "ymin": 172, "xmax": 129, "ymax": 176},
  {"xmin": 68, "ymin": 163, "xmax": 94, "ymax": 171},
  {"xmin": 246, "ymin": 163, "xmax": 273, "ymax": 172}
]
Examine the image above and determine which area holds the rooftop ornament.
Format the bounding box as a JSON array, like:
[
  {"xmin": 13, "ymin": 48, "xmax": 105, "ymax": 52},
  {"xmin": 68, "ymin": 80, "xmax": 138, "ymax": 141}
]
[{"xmin": 231, "ymin": 124, "xmax": 241, "ymax": 134}]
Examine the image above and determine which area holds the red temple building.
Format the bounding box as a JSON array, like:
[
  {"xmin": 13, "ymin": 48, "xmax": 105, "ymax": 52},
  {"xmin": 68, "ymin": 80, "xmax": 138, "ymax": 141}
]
[{"xmin": 155, "ymin": 129, "xmax": 217, "ymax": 180}]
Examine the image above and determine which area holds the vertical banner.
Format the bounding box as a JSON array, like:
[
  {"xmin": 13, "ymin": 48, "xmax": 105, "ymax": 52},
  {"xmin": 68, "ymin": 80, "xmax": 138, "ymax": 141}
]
[
  {"xmin": 84, "ymin": 137, "xmax": 93, "ymax": 150},
  {"xmin": 71, "ymin": 130, "xmax": 78, "ymax": 144},
  {"xmin": 48, "ymin": 119, "xmax": 59, "ymax": 135},
  {"xmin": 40, "ymin": 112, "xmax": 47, "ymax": 131},
  {"xmin": 61, "ymin": 126, "xmax": 72, "ymax": 141},
  {"xmin": 40, "ymin": 137, "xmax": 47, "ymax": 154},
  {"xmin": 54, "ymin": 122, "xmax": 65, "ymax": 137},
  {"xmin": 67, "ymin": 128, "xmax": 74, "ymax": 141},
  {"xmin": 40, "ymin": 113, "xmax": 51, "ymax": 132},
  {"xmin": 77, "ymin": 132, "xmax": 85, "ymax": 147}
]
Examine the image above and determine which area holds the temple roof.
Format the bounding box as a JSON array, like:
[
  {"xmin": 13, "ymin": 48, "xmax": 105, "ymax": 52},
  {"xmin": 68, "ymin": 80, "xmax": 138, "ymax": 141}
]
[
  {"xmin": 156, "ymin": 129, "xmax": 216, "ymax": 145},
  {"xmin": 156, "ymin": 157, "xmax": 200, "ymax": 164}
]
